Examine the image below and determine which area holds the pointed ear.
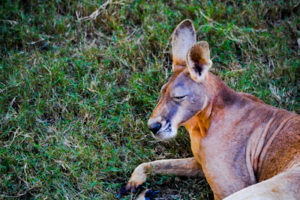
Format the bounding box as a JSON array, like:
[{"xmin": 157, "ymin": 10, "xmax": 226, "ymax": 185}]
[
  {"xmin": 172, "ymin": 19, "xmax": 196, "ymax": 72},
  {"xmin": 187, "ymin": 41, "xmax": 212, "ymax": 82}
]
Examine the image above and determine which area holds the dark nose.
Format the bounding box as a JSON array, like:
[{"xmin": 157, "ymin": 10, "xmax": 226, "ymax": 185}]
[{"xmin": 148, "ymin": 122, "xmax": 162, "ymax": 134}]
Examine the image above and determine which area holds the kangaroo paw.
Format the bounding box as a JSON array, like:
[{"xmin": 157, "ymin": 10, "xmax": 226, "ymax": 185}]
[
  {"xmin": 118, "ymin": 182, "xmax": 144, "ymax": 198},
  {"xmin": 126, "ymin": 163, "xmax": 148, "ymax": 192}
]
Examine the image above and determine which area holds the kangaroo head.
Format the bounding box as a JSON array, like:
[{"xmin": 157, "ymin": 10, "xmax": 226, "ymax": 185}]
[{"xmin": 148, "ymin": 19, "xmax": 213, "ymax": 140}]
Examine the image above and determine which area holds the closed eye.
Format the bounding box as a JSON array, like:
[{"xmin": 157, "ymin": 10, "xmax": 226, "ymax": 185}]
[{"xmin": 173, "ymin": 95, "xmax": 186, "ymax": 101}]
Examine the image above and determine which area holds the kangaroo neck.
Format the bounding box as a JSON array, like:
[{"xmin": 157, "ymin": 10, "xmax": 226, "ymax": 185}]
[{"xmin": 185, "ymin": 73, "xmax": 242, "ymax": 140}]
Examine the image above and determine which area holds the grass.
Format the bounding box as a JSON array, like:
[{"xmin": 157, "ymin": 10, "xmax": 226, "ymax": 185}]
[{"xmin": 0, "ymin": 0, "xmax": 299, "ymax": 199}]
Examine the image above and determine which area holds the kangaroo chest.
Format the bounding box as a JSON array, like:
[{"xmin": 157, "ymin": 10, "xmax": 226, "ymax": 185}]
[{"xmin": 187, "ymin": 123, "xmax": 254, "ymax": 199}]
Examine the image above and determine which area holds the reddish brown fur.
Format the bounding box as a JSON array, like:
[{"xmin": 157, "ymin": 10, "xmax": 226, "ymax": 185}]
[{"xmin": 150, "ymin": 68, "xmax": 184, "ymax": 118}]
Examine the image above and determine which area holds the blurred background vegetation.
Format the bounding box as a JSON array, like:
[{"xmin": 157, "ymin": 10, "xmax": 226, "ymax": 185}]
[{"xmin": 0, "ymin": 0, "xmax": 299, "ymax": 199}]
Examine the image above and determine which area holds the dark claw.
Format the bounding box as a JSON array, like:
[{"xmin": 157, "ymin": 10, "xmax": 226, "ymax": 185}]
[
  {"xmin": 118, "ymin": 184, "xmax": 144, "ymax": 198},
  {"xmin": 135, "ymin": 184, "xmax": 143, "ymax": 191},
  {"xmin": 145, "ymin": 189, "xmax": 160, "ymax": 200}
]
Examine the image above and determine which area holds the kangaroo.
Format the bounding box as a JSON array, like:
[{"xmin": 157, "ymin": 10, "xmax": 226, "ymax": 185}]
[{"xmin": 123, "ymin": 19, "xmax": 300, "ymax": 200}]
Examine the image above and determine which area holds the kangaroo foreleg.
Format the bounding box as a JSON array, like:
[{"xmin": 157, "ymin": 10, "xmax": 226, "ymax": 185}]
[{"xmin": 125, "ymin": 157, "xmax": 203, "ymax": 192}]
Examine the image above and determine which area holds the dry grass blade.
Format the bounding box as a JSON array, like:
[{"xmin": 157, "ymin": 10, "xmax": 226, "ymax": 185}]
[{"xmin": 78, "ymin": 0, "xmax": 114, "ymax": 21}]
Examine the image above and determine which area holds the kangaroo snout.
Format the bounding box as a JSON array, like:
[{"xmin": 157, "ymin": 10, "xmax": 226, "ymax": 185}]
[{"xmin": 148, "ymin": 121, "xmax": 162, "ymax": 134}]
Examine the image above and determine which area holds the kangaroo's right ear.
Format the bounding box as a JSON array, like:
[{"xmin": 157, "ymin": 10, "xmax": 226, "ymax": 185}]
[{"xmin": 172, "ymin": 19, "xmax": 196, "ymax": 72}]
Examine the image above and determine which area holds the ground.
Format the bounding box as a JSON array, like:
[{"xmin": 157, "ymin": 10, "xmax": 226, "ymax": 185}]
[{"xmin": 0, "ymin": 0, "xmax": 299, "ymax": 199}]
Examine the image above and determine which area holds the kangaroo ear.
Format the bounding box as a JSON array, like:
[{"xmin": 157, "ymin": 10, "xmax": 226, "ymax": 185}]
[
  {"xmin": 172, "ymin": 19, "xmax": 196, "ymax": 72},
  {"xmin": 187, "ymin": 41, "xmax": 212, "ymax": 82}
]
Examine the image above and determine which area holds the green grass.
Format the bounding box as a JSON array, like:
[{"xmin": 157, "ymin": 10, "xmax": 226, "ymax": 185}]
[{"xmin": 0, "ymin": 0, "xmax": 299, "ymax": 199}]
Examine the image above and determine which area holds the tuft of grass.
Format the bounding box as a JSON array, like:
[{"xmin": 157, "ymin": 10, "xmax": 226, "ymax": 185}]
[{"xmin": 0, "ymin": 0, "xmax": 299, "ymax": 199}]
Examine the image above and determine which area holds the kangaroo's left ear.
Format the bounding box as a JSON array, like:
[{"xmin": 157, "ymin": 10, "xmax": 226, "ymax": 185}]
[
  {"xmin": 186, "ymin": 41, "xmax": 212, "ymax": 82},
  {"xmin": 172, "ymin": 19, "xmax": 196, "ymax": 72}
]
